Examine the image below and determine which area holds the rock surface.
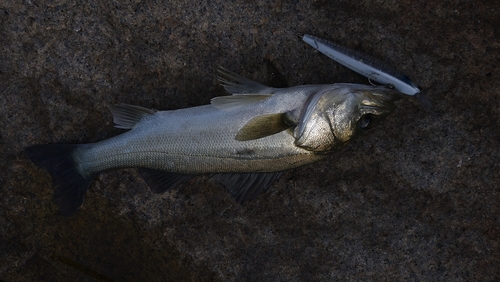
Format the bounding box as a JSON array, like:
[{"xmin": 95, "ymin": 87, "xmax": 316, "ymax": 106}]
[{"xmin": 1, "ymin": 0, "xmax": 499, "ymax": 281}]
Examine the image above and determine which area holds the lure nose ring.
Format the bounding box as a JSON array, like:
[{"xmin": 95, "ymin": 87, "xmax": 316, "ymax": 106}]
[{"xmin": 367, "ymin": 73, "xmax": 378, "ymax": 86}]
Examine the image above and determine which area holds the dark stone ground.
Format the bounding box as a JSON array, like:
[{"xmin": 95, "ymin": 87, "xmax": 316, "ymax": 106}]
[{"xmin": 1, "ymin": 0, "xmax": 499, "ymax": 281}]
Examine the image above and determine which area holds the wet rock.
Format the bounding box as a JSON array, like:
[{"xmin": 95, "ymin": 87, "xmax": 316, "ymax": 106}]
[{"xmin": 1, "ymin": 0, "xmax": 499, "ymax": 280}]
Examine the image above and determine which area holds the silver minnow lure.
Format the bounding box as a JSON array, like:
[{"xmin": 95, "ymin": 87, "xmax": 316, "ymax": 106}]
[
  {"xmin": 302, "ymin": 34, "xmax": 420, "ymax": 96},
  {"xmin": 25, "ymin": 68, "xmax": 400, "ymax": 215}
]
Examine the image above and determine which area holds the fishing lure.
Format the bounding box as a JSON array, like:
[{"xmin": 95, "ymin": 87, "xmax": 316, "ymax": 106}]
[{"xmin": 302, "ymin": 34, "xmax": 420, "ymax": 96}]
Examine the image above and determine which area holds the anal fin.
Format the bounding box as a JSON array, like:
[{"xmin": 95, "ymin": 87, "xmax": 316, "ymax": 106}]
[
  {"xmin": 213, "ymin": 172, "xmax": 283, "ymax": 203},
  {"xmin": 138, "ymin": 168, "xmax": 193, "ymax": 194}
]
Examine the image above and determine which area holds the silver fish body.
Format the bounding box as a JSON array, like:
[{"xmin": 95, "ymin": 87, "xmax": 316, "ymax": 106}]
[
  {"xmin": 77, "ymin": 85, "xmax": 325, "ymax": 176},
  {"xmin": 25, "ymin": 69, "xmax": 400, "ymax": 215}
]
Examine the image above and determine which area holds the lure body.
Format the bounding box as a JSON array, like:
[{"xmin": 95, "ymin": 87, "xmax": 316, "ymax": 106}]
[{"xmin": 303, "ymin": 34, "xmax": 420, "ymax": 95}]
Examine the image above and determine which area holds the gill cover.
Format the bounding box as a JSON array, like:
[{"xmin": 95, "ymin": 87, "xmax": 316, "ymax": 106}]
[
  {"xmin": 294, "ymin": 87, "xmax": 346, "ymax": 152},
  {"xmin": 294, "ymin": 85, "xmax": 400, "ymax": 153}
]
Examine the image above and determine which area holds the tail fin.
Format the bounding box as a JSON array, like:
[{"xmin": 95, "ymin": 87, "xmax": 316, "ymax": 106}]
[{"xmin": 25, "ymin": 144, "xmax": 94, "ymax": 216}]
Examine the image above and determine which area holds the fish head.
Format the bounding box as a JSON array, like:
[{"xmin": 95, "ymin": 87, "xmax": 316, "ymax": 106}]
[{"xmin": 295, "ymin": 84, "xmax": 400, "ymax": 153}]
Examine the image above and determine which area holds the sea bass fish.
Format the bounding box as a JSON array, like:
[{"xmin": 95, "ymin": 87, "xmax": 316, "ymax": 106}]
[{"xmin": 25, "ymin": 68, "xmax": 400, "ymax": 215}]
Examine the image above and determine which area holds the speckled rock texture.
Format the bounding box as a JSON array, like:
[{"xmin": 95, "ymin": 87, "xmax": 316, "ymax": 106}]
[{"xmin": 1, "ymin": 0, "xmax": 499, "ymax": 281}]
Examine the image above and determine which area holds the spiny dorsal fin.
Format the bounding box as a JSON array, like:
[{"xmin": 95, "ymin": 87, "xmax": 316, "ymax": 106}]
[
  {"xmin": 235, "ymin": 113, "xmax": 292, "ymax": 141},
  {"xmin": 218, "ymin": 67, "xmax": 275, "ymax": 94},
  {"xmin": 211, "ymin": 94, "xmax": 272, "ymax": 111},
  {"xmin": 108, "ymin": 104, "xmax": 157, "ymax": 129}
]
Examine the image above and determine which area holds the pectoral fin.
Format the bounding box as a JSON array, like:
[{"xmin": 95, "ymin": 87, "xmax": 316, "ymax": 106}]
[
  {"xmin": 236, "ymin": 113, "xmax": 294, "ymax": 141},
  {"xmin": 213, "ymin": 172, "xmax": 283, "ymax": 203}
]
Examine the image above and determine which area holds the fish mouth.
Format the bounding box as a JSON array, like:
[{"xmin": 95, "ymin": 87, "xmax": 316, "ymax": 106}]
[{"xmin": 359, "ymin": 88, "xmax": 401, "ymax": 112}]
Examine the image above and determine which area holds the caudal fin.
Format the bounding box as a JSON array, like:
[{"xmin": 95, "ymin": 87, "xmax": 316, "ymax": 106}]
[{"xmin": 25, "ymin": 144, "xmax": 94, "ymax": 216}]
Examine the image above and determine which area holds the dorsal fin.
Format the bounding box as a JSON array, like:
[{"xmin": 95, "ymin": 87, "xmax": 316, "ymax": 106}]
[
  {"xmin": 210, "ymin": 94, "xmax": 272, "ymax": 111},
  {"xmin": 108, "ymin": 104, "xmax": 157, "ymax": 129},
  {"xmin": 218, "ymin": 67, "xmax": 275, "ymax": 94}
]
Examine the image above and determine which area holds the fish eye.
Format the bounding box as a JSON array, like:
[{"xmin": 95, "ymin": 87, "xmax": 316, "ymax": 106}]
[{"xmin": 359, "ymin": 114, "xmax": 375, "ymax": 129}]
